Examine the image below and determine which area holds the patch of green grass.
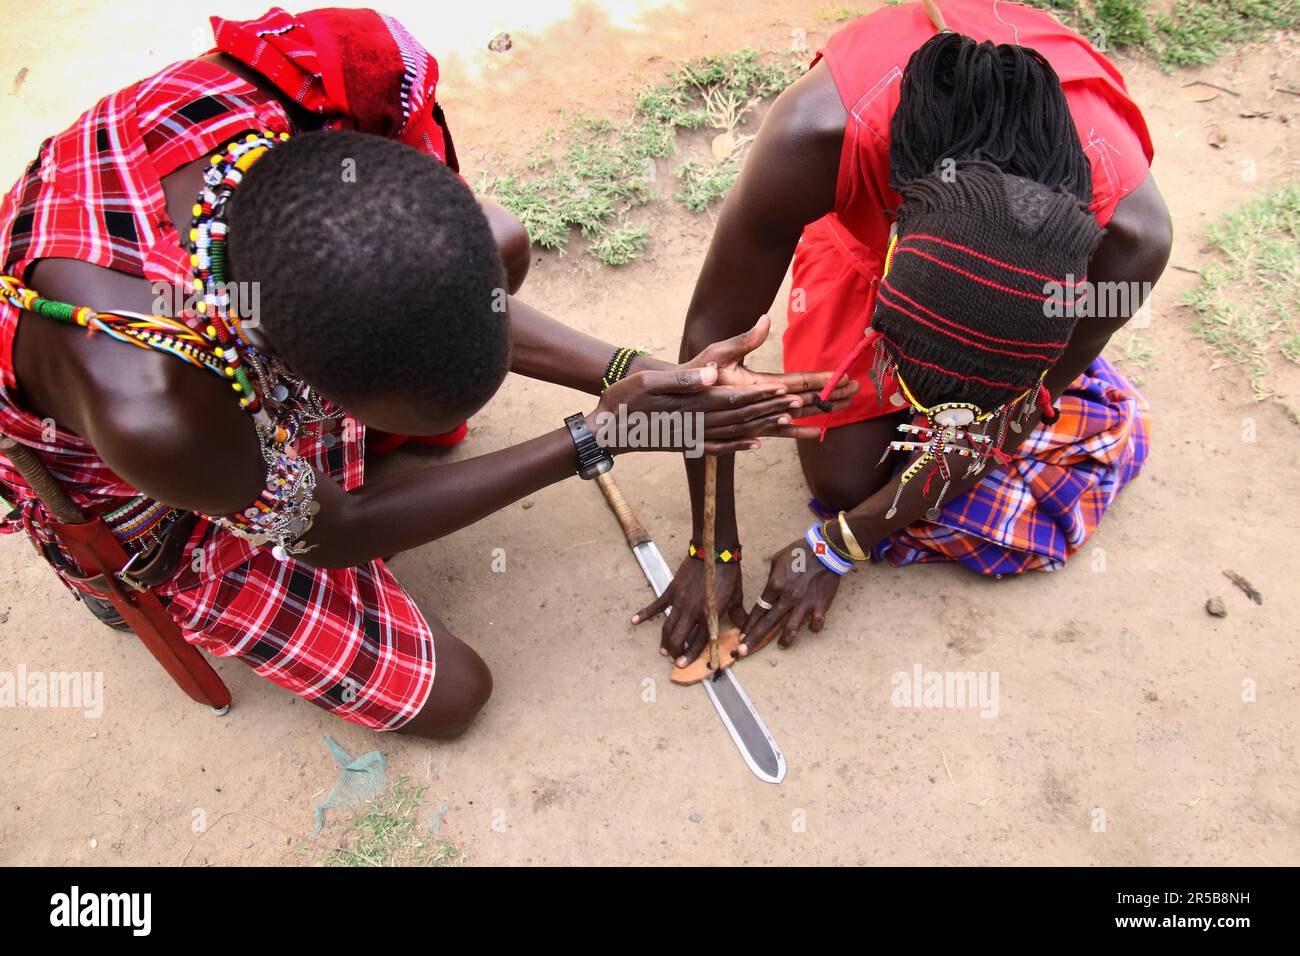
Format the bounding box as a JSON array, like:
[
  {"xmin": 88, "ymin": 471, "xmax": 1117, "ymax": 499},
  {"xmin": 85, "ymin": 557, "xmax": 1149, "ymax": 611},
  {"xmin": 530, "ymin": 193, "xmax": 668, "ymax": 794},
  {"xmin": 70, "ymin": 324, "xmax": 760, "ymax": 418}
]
[
  {"xmin": 1028, "ymin": 0, "xmax": 1151, "ymax": 51},
  {"xmin": 590, "ymin": 223, "xmax": 650, "ymax": 265},
  {"xmin": 635, "ymin": 83, "xmax": 709, "ymax": 130},
  {"xmin": 1024, "ymin": 0, "xmax": 1297, "ymax": 69},
  {"xmin": 488, "ymin": 48, "xmax": 801, "ymax": 264},
  {"xmin": 676, "ymin": 157, "xmax": 741, "ymax": 213},
  {"xmin": 815, "ymin": 5, "xmax": 864, "ymax": 23},
  {"xmin": 487, "ymin": 173, "xmax": 570, "ymax": 250},
  {"xmin": 673, "ymin": 48, "xmax": 799, "ymax": 101},
  {"xmin": 320, "ymin": 777, "xmax": 461, "ymax": 868},
  {"xmin": 1108, "ymin": 324, "xmax": 1159, "ymax": 379},
  {"xmin": 1150, "ymin": 0, "xmax": 1299, "ymax": 68},
  {"xmin": 483, "ymin": 119, "xmax": 657, "ymax": 253},
  {"xmin": 1183, "ymin": 184, "xmax": 1300, "ymax": 414}
]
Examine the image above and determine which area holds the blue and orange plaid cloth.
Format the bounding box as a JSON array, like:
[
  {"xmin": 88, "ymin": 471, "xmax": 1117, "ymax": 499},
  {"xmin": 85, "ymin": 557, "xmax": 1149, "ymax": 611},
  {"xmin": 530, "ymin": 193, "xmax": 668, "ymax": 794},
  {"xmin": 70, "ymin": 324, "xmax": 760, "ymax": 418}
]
[{"xmin": 870, "ymin": 356, "xmax": 1149, "ymax": 575}]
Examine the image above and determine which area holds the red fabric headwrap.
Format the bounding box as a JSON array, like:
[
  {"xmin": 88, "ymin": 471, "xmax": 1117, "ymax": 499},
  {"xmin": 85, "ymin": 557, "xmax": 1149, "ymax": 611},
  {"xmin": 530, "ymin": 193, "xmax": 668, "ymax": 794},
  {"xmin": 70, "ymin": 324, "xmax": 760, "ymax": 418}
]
[{"xmin": 210, "ymin": 6, "xmax": 458, "ymax": 169}]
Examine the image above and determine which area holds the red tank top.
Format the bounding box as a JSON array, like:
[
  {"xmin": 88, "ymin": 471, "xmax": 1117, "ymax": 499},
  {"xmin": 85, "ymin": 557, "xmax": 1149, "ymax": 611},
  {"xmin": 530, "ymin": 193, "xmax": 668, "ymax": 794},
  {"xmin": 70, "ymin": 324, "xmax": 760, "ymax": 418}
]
[{"xmin": 816, "ymin": 0, "xmax": 1155, "ymax": 281}]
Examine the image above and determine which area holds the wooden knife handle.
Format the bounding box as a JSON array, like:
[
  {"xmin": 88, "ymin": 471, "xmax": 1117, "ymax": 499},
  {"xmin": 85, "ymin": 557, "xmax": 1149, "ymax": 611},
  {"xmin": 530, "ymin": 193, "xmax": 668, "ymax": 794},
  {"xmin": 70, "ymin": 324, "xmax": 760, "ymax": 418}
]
[
  {"xmin": 0, "ymin": 435, "xmax": 86, "ymax": 524},
  {"xmin": 595, "ymin": 472, "xmax": 652, "ymax": 548}
]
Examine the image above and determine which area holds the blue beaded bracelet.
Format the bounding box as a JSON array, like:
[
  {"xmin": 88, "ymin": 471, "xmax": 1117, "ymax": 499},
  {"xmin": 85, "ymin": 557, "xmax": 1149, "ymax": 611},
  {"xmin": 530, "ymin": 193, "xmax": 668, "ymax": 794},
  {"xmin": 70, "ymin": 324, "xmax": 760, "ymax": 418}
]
[{"xmin": 806, "ymin": 523, "xmax": 854, "ymax": 576}]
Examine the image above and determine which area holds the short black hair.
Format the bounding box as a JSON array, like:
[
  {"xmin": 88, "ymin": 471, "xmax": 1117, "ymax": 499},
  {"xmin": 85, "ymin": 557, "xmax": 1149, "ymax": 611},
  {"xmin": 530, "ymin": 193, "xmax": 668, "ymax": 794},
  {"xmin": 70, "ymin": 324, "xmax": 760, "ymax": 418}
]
[{"xmin": 226, "ymin": 129, "xmax": 509, "ymax": 414}]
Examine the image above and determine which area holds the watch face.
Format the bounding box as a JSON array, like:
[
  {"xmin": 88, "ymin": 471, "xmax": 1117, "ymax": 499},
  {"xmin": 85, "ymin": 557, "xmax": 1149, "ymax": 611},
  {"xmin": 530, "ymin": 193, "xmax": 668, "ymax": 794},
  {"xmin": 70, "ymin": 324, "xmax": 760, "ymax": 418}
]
[{"xmin": 580, "ymin": 456, "xmax": 614, "ymax": 480}]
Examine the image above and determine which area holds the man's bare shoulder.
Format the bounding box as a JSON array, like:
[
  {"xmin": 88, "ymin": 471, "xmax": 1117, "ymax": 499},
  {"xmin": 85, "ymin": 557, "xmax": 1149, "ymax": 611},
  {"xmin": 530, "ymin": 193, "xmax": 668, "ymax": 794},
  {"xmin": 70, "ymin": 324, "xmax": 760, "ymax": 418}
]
[
  {"xmin": 767, "ymin": 58, "xmax": 849, "ymax": 148},
  {"xmin": 728, "ymin": 60, "xmax": 847, "ymax": 234},
  {"xmin": 16, "ymin": 259, "xmax": 264, "ymax": 515}
]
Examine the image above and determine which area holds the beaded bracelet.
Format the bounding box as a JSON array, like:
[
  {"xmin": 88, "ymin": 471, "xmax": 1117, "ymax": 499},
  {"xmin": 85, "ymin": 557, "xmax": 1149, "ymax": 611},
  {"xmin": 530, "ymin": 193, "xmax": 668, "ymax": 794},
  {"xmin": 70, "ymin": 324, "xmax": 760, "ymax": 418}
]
[
  {"xmin": 601, "ymin": 346, "xmax": 648, "ymax": 391},
  {"xmin": 806, "ymin": 524, "xmax": 854, "ymax": 576},
  {"xmin": 819, "ymin": 521, "xmax": 858, "ymax": 564},
  {"xmin": 688, "ymin": 541, "xmax": 741, "ymax": 564}
]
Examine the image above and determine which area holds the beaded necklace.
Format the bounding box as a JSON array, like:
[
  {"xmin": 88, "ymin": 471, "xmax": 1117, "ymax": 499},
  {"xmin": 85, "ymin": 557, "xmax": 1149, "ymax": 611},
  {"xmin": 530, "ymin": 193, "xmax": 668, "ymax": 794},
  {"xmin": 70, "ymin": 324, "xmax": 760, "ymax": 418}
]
[
  {"xmin": 187, "ymin": 130, "xmax": 331, "ymax": 556},
  {"xmin": 0, "ymin": 277, "xmax": 225, "ymax": 375},
  {"xmin": 2, "ymin": 130, "xmax": 331, "ymax": 559},
  {"xmin": 189, "ymin": 131, "xmax": 290, "ymax": 414}
]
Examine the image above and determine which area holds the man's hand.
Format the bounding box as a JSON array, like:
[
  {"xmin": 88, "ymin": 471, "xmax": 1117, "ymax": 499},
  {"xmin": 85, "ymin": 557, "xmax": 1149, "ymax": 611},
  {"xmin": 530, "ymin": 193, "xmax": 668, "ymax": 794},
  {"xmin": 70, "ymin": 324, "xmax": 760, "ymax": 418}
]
[
  {"xmin": 681, "ymin": 315, "xmax": 859, "ymax": 437},
  {"xmin": 595, "ymin": 365, "xmax": 805, "ymax": 456},
  {"xmin": 739, "ymin": 536, "xmax": 845, "ymax": 653},
  {"xmin": 631, "ymin": 556, "xmax": 744, "ymax": 666}
]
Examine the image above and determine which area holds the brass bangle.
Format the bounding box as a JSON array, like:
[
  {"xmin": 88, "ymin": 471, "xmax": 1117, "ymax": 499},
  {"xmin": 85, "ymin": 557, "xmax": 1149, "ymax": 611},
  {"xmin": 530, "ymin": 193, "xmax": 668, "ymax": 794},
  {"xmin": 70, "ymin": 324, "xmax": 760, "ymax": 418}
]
[{"xmin": 836, "ymin": 511, "xmax": 870, "ymax": 562}]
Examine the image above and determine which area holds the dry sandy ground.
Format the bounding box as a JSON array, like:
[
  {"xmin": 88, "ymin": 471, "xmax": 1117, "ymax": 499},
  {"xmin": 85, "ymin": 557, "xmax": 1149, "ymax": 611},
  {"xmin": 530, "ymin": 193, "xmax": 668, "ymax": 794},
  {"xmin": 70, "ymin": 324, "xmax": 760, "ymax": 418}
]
[{"xmin": 1, "ymin": 1, "xmax": 1297, "ymax": 866}]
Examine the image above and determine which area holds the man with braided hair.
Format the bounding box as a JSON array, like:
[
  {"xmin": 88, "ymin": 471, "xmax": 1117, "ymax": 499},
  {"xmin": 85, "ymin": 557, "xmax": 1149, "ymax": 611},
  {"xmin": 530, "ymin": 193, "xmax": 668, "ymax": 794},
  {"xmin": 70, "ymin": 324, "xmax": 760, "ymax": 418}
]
[{"xmin": 634, "ymin": 0, "xmax": 1171, "ymax": 662}]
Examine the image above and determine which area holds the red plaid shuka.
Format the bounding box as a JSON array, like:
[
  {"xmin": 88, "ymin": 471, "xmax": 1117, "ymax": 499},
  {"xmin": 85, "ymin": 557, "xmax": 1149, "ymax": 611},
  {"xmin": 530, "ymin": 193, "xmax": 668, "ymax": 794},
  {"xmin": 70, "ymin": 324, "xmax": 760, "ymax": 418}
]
[{"xmin": 0, "ymin": 8, "xmax": 453, "ymax": 729}]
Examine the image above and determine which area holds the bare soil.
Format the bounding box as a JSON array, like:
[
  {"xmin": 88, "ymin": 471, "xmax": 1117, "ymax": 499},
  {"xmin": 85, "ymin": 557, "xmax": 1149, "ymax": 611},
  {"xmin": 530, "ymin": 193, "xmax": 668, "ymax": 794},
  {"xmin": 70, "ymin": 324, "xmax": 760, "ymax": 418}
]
[{"xmin": 1, "ymin": 1, "xmax": 1297, "ymax": 866}]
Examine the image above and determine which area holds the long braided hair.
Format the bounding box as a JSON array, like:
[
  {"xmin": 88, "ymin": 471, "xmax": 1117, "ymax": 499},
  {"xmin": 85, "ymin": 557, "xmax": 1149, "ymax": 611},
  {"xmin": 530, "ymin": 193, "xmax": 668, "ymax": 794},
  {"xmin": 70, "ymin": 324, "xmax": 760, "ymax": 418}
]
[
  {"xmin": 829, "ymin": 16, "xmax": 1109, "ymax": 519},
  {"xmin": 888, "ymin": 31, "xmax": 1092, "ymax": 203}
]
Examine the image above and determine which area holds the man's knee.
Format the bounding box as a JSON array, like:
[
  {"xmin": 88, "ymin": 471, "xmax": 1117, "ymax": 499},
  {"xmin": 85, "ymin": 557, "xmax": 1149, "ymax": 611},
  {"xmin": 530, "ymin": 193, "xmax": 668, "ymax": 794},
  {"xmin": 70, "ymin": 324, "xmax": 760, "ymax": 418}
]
[
  {"xmin": 808, "ymin": 469, "xmax": 876, "ymax": 513},
  {"xmin": 452, "ymin": 642, "xmax": 494, "ymax": 723},
  {"xmin": 798, "ymin": 422, "xmax": 901, "ymax": 512},
  {"xmin": 481, "ymin": 198, "xmax": 530, "ymax": 294},
  {"xmin": 399, "ymin": 621, "xmax": 493, "ymax": 740},
  {"xmin": 497, "ymin": 222, "xmax": 530, "ymax": 294}
]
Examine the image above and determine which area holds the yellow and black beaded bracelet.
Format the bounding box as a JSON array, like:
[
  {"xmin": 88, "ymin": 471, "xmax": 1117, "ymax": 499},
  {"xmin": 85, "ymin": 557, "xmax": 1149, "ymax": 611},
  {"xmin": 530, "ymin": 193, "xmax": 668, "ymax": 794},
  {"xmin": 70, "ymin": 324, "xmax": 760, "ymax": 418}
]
[
  {"xmin": 601, "ymin": 346, "xmax": 648, "ymax": 391},
  {"xmin": 688, "ymin": 541, "xmax": 741, "ymax": 564}
]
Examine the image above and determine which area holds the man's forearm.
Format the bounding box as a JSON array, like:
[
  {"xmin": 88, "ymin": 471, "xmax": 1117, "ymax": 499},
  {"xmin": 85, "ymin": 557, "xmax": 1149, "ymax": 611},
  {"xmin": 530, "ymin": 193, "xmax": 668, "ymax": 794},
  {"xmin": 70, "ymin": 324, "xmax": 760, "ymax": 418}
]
[
  {"xmin": 509, "ymin": 297, "xmax": 668, "ymax": 394},
  {"xmin": 677, "ymin": 223, "xmax": 803, "ymax": 549},
  {"xmin": 685, "ymin": 452, "xmax": 740, "ymax": 546},
  {"xmin": 304, "ymin": 422, "xmax": 591, "ymax": 567}
]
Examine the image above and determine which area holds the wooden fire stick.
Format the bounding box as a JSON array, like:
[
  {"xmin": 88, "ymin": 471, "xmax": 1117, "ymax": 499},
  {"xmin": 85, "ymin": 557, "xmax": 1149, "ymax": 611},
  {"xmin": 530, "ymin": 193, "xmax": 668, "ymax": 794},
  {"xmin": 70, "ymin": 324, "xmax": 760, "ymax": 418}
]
[
  {"xmin": 702, "ymin": 454, "xmax": 720, "ymax": 673},
  {"xmin": 923, "ymin": 0, "xmax": 950, "ymax": 33}
]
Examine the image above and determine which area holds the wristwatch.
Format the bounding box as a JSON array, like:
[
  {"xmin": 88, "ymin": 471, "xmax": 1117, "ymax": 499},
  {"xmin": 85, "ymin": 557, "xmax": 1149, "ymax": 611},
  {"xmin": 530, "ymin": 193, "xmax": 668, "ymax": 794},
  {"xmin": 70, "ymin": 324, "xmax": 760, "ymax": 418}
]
[{"xmin": 564, "ymin": 412, "xmax": 613, "ymax": 480}]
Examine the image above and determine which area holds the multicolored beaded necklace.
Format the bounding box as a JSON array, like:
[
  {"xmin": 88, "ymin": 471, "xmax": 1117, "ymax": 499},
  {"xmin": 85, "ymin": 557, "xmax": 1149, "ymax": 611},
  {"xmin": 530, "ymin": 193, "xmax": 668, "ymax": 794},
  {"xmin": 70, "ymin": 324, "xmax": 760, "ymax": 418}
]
[
  {"xmin": 0, "ymin": 276, "xmax": 225, "ymax": 376},
  {"xmin": 190, "ymin": 131, "xmax": 288, "ymax": 414},
  {"xmin": 187, "ymin": 130, "xmax": 331, "ymax": 556},
  {"xmin": 1, "ymin": 131, "xmax": 330, "ymax": 559}
]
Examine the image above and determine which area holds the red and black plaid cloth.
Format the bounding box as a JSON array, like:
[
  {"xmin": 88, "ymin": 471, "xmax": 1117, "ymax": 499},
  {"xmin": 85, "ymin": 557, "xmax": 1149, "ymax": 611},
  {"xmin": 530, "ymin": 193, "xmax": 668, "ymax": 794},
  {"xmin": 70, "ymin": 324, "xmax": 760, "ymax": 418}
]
[{"xmin": 0, "ymin": 7, "xmax": 453, "ymax": 729}]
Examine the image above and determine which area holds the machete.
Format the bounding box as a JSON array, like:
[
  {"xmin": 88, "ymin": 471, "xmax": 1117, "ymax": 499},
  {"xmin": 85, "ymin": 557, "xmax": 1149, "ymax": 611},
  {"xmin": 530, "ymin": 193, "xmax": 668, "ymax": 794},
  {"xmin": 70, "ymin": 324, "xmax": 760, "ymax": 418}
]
[{"xmin": 595, "ymin": 472, "xmax": 786, "ymax": 784}]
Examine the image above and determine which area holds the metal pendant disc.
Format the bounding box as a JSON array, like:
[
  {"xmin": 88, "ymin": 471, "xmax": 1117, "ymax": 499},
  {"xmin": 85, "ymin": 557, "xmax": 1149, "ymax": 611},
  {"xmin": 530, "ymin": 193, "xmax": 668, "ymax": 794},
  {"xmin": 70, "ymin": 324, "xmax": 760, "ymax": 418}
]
[{"xmin": 933, "ymin": 406, "xmax": 975, "ymax": 427}]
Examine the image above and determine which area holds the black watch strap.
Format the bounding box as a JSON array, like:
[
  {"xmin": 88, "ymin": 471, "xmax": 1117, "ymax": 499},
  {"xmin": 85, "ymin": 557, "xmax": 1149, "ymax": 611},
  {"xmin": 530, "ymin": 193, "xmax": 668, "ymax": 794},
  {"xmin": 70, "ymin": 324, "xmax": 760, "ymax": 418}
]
[{"xmin": 565, "ymin": 413, "xmax": 613, "ymax": 480}]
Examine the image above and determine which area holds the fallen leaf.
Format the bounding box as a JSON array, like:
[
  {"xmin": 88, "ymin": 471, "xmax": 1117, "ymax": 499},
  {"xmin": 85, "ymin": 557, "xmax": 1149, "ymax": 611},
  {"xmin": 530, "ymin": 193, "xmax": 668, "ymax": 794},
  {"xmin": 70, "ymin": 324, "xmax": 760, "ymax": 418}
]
[
  {"xmin": 1181, "ymin": 82, "xmax": 1220, "ymax": 102},
  {"xmin": 711, "ymin": 131, "xmax": 737, "ymax": 161},
  {"xmin": 1223, "ymin": 569, "xmax": 1263, "ymax": 604}
]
